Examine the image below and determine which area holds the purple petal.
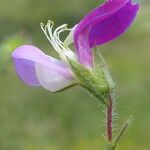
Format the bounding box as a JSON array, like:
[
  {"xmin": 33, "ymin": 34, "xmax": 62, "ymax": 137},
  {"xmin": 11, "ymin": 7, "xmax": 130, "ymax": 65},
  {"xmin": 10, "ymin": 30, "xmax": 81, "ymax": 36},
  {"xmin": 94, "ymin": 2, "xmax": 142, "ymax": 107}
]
[
  {"xmin": 76, "ymin": 28, "xmax": 92, "ymax": 67},
  {"xmin": 89, "ymin": 2, "xmax": 139, "ymax": 47},
  {"xmin": 74, "ymin": 0, "xmax": 139, "ymax": 67},
  {"xmin": 12, "ymin": 45, "xmax": 74, "ymax": 91}
]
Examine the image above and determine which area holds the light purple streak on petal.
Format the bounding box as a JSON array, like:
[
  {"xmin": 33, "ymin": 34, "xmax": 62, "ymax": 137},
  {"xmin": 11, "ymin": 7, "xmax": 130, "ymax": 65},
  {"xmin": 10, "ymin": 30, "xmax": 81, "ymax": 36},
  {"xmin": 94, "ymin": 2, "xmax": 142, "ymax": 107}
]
[
  {"xmin": 74, "ymin": 0, "xmax": 139, "ymax": 67},
  {"xmin": 77, "ymin": 28, "xmax": 93, "ymax": 67},
  {"xmin": 12, "ymin": 45, "xmax": 73, "ymax": 86}
]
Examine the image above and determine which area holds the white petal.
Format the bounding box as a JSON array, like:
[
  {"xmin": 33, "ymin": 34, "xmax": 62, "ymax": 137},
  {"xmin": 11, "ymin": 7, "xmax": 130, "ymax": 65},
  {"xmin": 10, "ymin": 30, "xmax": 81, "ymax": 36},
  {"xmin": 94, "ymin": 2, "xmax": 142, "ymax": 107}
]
[
  {"xmin": 35, "ymin": 62, "xmax": 73, "ymax": 92},
  {"xmin": 64, "ymin": 25, "xmax": 77, "ymax": 48}
]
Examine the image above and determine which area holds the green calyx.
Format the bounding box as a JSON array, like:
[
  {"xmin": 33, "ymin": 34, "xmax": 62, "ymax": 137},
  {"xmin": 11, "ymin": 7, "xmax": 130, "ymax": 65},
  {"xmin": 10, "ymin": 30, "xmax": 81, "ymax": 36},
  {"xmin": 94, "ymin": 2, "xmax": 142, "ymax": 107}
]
[
  {"xmin": 67, "ymin": 48, "xmax": 115, "ymax": 105},
  {"xmin": 68, "ymin": 59, "xmax": 109, "ymax": 105}
]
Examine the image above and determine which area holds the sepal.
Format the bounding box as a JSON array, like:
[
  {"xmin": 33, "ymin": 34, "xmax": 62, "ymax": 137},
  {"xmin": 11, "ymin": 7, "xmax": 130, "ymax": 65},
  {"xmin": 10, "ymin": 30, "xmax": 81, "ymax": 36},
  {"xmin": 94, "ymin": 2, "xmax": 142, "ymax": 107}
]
[
  {"xmin": 68, "ymin": 58, "xmax": 110, "ymax": 105},
  {"xmin": 93, "ymin": 48, "xmax": 115, "ymax": 92}
]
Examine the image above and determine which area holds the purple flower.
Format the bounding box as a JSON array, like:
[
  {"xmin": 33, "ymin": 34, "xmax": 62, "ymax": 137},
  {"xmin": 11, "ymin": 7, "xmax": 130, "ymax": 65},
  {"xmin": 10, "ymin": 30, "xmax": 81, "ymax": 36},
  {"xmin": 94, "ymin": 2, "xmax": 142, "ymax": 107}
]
[
  {"xmin": 12, "ymin": 0, "xmax": 139, "ymax": 92},
  {"xmin": 74, "ymin": 0, "xmax": 139, "ymax": 67}
]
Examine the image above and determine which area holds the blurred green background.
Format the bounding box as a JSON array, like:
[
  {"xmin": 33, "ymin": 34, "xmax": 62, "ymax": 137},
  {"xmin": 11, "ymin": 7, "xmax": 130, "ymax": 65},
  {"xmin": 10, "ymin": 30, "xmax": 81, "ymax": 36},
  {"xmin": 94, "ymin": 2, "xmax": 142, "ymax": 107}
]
[{"xmin": 0, "ymin": 0, "xmax": 150, "ymax": 150}]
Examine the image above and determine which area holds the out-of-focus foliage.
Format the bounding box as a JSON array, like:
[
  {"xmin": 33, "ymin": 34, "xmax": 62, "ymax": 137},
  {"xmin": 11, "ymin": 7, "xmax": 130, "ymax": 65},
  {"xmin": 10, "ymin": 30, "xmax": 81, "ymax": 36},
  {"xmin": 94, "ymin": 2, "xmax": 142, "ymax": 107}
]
[
  {"xmin": 0, "ymin": 33, "xmax": 30, "ymax": 73},
  {"xmin": 0, "ymin": 0, "xmax": 103, "ymax": 38},
  {"xmin": 0, "ymin": 0, "xmax": 150, "ymax": 150}
]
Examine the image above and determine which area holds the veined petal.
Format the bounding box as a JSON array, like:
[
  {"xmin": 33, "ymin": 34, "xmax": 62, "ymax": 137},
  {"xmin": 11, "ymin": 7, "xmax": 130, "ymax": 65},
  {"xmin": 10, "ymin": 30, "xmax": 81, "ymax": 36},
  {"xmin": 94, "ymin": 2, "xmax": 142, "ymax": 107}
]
[
  {"xmin": 74, "ymin": 0, "xmax": 139, "ymax": 67},
  {"xmin": 12, "ymin": 45, "xmax": 74, "ymax": 92}
]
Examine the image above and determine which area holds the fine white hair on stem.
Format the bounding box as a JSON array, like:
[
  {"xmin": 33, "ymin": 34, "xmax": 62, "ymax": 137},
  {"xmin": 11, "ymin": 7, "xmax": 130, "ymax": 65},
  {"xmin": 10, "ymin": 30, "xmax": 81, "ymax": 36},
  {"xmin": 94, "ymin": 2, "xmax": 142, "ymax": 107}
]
[{"xmin": 111, "ymin": 90, "xmax": 119, "ymax": 133}]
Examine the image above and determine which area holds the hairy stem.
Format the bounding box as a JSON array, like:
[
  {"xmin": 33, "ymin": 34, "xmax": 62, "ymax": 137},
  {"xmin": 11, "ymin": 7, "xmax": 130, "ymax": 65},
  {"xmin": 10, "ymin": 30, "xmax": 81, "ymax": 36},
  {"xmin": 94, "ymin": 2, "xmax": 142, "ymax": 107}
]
[
  {"xmin": 107, "ymin": 94, "xmax": 113, "ymax": 142},
  {"xmin": 105, "ymin": 94, "xmax": 116, "ymax": 150},
  {"xmin": 105, "ymin": 94, "xmax": 130, "ymax": 150}
]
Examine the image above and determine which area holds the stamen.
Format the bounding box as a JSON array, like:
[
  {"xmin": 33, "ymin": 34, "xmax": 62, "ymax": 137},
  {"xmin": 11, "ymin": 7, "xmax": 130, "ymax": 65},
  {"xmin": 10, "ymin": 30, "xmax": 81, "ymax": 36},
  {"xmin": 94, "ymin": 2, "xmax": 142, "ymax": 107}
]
[{"xmin": 40, "ymin": 20, "xmax": 76, "ymax": 63}]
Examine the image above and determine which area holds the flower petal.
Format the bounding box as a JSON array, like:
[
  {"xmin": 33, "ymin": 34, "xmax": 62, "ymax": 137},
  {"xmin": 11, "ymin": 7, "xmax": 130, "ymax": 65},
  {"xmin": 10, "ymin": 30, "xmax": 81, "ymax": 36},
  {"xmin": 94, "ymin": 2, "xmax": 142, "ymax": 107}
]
[
  {"xmin": 35, "ymin": 62, "xmax": 73, "ymax": 92},
  {"xmin": 12, "ymin": 45, "xmax": 74, "ymax": 91},
  {"xmin": 89, "ymin": 2, "xmax": 139, "ymax": 47},
  {"xmin": 74, "ymin": 0, "xmax": 139, "ymax": 67},
  {"xmin": 75, "ymin": 28, "xmax": 92, "ymax": 67},
  {"xmin": 64, "ymin": 25, "xmax": 77, "ymax": 48}
]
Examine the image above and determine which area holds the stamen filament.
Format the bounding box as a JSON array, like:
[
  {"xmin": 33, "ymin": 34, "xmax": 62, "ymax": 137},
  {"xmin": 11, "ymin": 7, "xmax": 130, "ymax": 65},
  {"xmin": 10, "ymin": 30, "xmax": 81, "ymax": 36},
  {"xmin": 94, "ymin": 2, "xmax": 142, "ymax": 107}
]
[{"xmin": 40, "ymin": 20, "xmax": 76, "ymax": 64}]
